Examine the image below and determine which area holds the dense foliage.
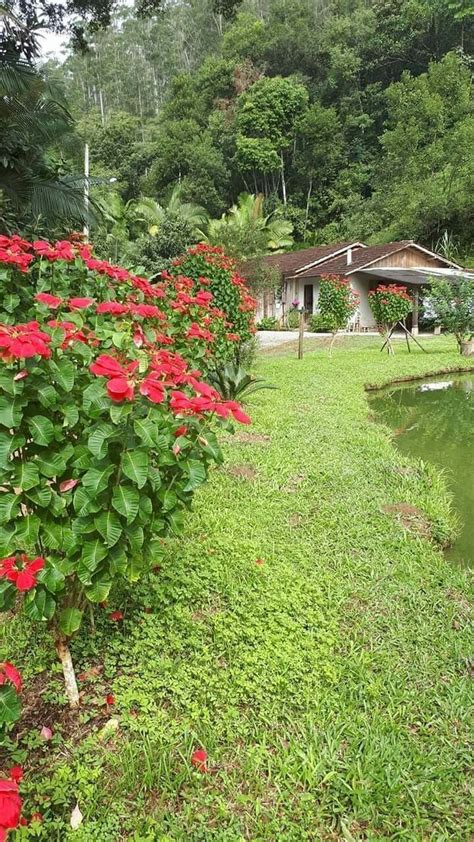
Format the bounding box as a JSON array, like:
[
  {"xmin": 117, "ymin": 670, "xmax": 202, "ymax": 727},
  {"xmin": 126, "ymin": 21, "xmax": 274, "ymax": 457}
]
[
  {"xmin": 426, "ymin": 277, "xmax": 474, "ymax": 351},
  {"xmin": 41, "ymin": 0, "xmax": 474, "ymax": 260},
  {"xmin": 0, "ymin": 235, "xmax": 255, "ymax": 705}
]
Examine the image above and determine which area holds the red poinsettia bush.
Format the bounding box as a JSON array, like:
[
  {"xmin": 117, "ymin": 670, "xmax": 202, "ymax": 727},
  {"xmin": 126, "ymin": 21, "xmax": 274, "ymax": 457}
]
[
  {"xmin": 0, "ymin": 236, "xmax": 255, "ymax": 707},
  {"xmin": 368, "ymin": 284, "xmax": 413, "ymax": 354},
  {"xmin": 317, "ymin": 275, "xmax": 359, "ymax": 354},
  {"xmin": 170, "ymin": 244, "xmax": 257, "ymax": 363}
]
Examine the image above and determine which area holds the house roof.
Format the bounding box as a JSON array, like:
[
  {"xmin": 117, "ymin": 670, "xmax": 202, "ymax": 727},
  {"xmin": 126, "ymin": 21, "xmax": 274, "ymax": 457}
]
[
  {"xmin": 292, "ymin": 240, "xmax": 462, "ymax": 278},
  {"xmin": 259, "ymin": 241, "xmax": 366, "ymax": 277}
]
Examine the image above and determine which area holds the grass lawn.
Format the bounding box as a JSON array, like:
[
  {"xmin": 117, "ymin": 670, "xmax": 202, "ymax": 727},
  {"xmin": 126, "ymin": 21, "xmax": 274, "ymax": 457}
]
[{"xmin": 1, "ymin": 336, "xmax": 473, "ymax": 841}]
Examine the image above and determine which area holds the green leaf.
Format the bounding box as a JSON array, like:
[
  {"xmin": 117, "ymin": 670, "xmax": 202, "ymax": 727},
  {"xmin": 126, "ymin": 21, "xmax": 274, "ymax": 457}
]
[
  {"xmin": 182, "ymin": 459, "xmax": 207, "ymax": 492},
  {"xmin": 0, "ymin": 685, "xmax": 21, "ymax": 725},
  {"xmin": 73, "ymin": 487, "xmax": 101, "ymax": 517},
  {"xmin": 13, "ymin": 461, "xmax": 40, "ymax": 491},
  {"xmin": 40, "ymin": 519, "xmax": 62, "ymax": 550},
  {"xmin": 81, "ymin": 539, "xmax": 108, "ymax": 571},
  {"xmin": 126, "ymin": 555, "xmax": 145, "ymax": 583},
  {"xmin": 0, "ymin": 431, "xmax": 13, "ymax": 468},
  {"xmin": 109, "ymin": 543, "xmax": 127, "ymax": 576},
  {"xmin": 82, "ymin": 465, "xmax": 115, "ymax": 495},
  {"xmin": 0, "ymin": 524, "xmax": 16, "ymax": 555},
  {"xmin": 62, "ymin": 404, "xmax": 79, "ymax": 428},
  {"xmin": 157, "ymin": 488, "xmax": 177, "ymax": 513},
  {"xmin": 3, "ymin": 293, "xmax": 20, "ymax": 314},
  {"xmin": 122, "ymin": 450, "xmax": 149, "ymax": 489},
  {"xmin": 0, "ymin": 493, "xmax": 20, "ymax": 524},
  {"xmin": 83, "ymin": 381, "xmax": 110, "ymax": 413},
  {"xmin": 94, "ymin": 510, "xmax": 122, "ymax": 548},
  {"xmin": 87, "ymin": 423, "xmax": 115, "ymax": 458},
  {"xmin": 71, "ymin": 444, "xmax": 92, "ymax": 469},
  {"xmin": 14, "ymin": 515, "xmax": 40, "ymax": 548},
  {"xmin": 37, "ymin": 564, "xmax": 65, "ymax": 594},
  {"xmin": 25, "ymin": 486, "xmax": 52, "ymax": 508},
  {"xmin": 126, "ymin": 522, "xmax": 144, "ymax": 552},
  {"xmin": 85, "ymin": 577, "xmax": 112, "ymax": 603},
  {"xmin": 0, "ymin": 581, "xmax": 15, "ymax": 612},
  {"xmin": 27, "ymin": 415, "xmax": 55, "ymax": 446},
  {"xmin": 0, "ymin": 395, "xmax": 23, "ymax": 428},
  {"xmin": 38, "ymin": 384, "xmax": 58, "ymax": 408},
  {"xmin": 110, "ymin": 403, "xmax": 132, "ymax": 424},
  {"xmin": 36, "ymin": 453, "xmax": 67, "ymax": 478},
  {"xmin": 112, "ymin": 485, "xmax": 139, "ymax": 524},
  {"xmin": 134, "ymin": 417, "xmax": 158, "ymax": 447},
  {"xmin": 167, "ymin": 508, "xmax": 185, "ymax": 536},
  {"xmin": 59, "ymin": 607, "xmax": 83, "ymax": 636},
  {"xmin": 48, "ymin": 358, "xmax": 75, "ymax": 392},
  {"xmin": 24, "ymin": 588, "xmax": 56, "ymax": 622}
]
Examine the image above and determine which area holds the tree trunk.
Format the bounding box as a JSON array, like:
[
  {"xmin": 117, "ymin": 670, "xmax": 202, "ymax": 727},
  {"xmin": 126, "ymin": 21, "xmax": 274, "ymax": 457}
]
[
  {"xmin": 328, "ymin": 330, "xmax": 338, "ymax": 357},
  {"xmin": 280, "ymin": 151, "xmax": 287, "ymax": 205},
  {"xmin": 55, "ymin": 635, "xmax": 80, "ymax": 708},
  {"xmin": 304, "ymin": 177, "xmax": 313, "ymax": 237}
]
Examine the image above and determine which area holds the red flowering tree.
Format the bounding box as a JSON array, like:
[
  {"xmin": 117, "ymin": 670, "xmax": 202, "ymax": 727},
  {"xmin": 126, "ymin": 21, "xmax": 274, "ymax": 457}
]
[
  {"xmin": 170, "ymin": 244, "xmax": 257, "ymax": 364},
  {"xmin": 0, "ymin": 235, "xmax": 255, "ymax": 707},
  {"xmin": 368, "ymin": 284, "xmax": 413, "ymax": 355},
  {"xmin": 318, "ymin": 275, "xmax": 359, "ymax": 355}
]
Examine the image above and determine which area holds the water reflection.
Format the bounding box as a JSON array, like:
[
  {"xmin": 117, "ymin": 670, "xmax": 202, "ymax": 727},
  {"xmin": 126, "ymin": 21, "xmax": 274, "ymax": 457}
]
[{"xmin": 370, "ymin": 374, "xmax": 474, "ymax": 565}]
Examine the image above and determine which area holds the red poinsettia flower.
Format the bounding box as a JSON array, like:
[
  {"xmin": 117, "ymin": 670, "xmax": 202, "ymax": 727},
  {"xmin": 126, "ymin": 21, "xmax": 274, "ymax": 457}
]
[
  {"xmin": 139, "ymin": 374, "xmax": 165, "ymax": 404},
  {"xmin": 68, "ymin": 297, "xmax": 94, "ymax": 310},
  {"xmin": 35, "ymin": 292, "xmax": 63, "ymax": 309},
  {"xmin": 0, "ymin": 555, "xmax": 45, "ymax": 591},
  {"xmin": 0, "ymin": 663, "xmax": 21, "ymax": 692},
  {"xmin": 0, "ymin": 779, "xmax": 22, "ymax": 836},
  {"xmin": 0, "ymin": 323, "xmax": 51, "ymax": 360},
  {"xmin": 191, "ymin": 749, "xmax": 208, "ymax": 772},
  {"xmin": 96, "ymin": 301, "xmax": 130, "ymax": 316},
  {"xmin": 107, "ymin": 377, "xmax": 134, "ymax": 403},
  {"xmin": 90, "ymin": 354, "xmax": 126, "ymax": 378},
  {"xmin": 109, "ymin": 610, "xmax": 123, "ymax": 622},
  {"xmin": 8, "ymin": 767, "xmax": 23, "ymax": 783},
  {"xmin": 105, "ymin": 694, "xmax": 115, "ymax": 706}
]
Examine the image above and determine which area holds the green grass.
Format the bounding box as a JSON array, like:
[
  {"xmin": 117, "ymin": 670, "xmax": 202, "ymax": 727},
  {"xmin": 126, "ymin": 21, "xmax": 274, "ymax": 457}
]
[{"xmin": 2, "ymin": 336, "xmax": 473, "ymax": 841}]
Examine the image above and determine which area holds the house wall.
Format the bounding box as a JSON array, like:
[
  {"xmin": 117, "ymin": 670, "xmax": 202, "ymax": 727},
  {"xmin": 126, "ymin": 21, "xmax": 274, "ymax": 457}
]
[{"xmin": 291, "ymin": 275, "xmax": 376, "ymax": 328}]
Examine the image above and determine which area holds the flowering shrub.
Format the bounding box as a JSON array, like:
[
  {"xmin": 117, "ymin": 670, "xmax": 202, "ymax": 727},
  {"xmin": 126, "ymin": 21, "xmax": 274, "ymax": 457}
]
[
  {"xmin": 0, "ymin": 235, "xmax": 255, "ymax": 706},
  {"xmin": 368, "ymin": 284, "xmax": 412, "ymax": 354},
  {"xmin": 426, "ymin": 277, "xmax": 474, "ymax": 353},
  {"xmin": 318, "ymin": 275, "xmax": 359, "ymax": 354},
  {"xmin": 170, "ymin": 244, "xmax": 257, "ymax": 364}
]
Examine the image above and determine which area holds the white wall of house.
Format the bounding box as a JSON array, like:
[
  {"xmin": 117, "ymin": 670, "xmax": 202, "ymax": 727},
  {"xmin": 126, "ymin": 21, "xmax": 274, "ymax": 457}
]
[{"xmin": 290, "ymin": 274, "xmax": 377, "ymax": 328}]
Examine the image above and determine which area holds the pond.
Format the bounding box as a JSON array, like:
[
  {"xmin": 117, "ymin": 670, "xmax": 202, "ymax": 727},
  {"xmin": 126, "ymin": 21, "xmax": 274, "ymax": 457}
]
[{"xmin": 369, "ymin": 373, "xmax": 474, "ymax": 565}]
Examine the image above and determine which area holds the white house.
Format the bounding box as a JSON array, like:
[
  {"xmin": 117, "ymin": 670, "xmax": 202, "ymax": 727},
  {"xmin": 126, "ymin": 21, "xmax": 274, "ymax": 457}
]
[{"xmin": 251, "ymin": 240, "xmax": 466, "ymax": 331}]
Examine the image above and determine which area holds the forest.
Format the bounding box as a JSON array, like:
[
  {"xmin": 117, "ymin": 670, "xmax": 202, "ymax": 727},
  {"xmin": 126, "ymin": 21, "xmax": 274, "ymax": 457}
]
[{"xmin": 1, "ymin": 0, "xmax": 473, "ymax": 267}]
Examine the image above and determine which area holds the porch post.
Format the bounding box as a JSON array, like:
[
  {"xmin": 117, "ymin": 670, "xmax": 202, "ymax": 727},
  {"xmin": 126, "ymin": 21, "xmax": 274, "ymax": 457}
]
[{"xmin": 412, "ymin": 288, "xmax": 419, "ymax": 336}]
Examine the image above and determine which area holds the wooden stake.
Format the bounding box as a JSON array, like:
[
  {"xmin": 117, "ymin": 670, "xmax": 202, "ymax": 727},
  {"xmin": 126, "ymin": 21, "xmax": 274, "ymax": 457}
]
[{"xmin": 298, "ymin": 310, "xmax": 304, "ymax": 359}]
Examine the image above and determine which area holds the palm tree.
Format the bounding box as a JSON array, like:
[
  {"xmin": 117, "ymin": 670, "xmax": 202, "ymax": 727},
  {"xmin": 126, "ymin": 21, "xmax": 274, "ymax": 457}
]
[
  {"xmin": 129, "ymin": 184, "xmax": 208, "ymax": 238},
  {"xmin": 204, "ymin": 193, "xmax": 293, "ymax": 259},
  {"xmin": 0, "ymin": 51, "xmax": 93, "ymax": 228}
]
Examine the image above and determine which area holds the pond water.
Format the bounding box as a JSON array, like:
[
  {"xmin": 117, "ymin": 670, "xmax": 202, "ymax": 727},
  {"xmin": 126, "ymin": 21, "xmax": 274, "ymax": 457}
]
[{"xmin": 369, "ymin": 373, "xmax": 474, "ymax": 565}]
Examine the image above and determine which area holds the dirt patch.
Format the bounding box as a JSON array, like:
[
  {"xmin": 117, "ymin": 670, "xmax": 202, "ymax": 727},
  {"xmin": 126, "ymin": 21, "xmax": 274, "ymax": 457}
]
[
  {"xmin": 230, "ymin": 431, "xmax": 271, "ymax": 445},
  {"xmin": 288, "ymin": 512, "xmax": 303, "ymax": 528},
  {"xmin": 281, "ymin": 473, "xmax": 305, "ymax": 493},
  {"xmin": 382, "ymin": 502, "xmax": 431, "ymax": 539},
  {"xmin": 227, "ymin": 464, "xmax": 258, "ymax": 480},
  {"xmin": 445, "ymin": 588, "xmax": 472, "ymax": 617},
  {"xmin": 392, "ymin": 465, "xmax": 419, "ymax": 478}
]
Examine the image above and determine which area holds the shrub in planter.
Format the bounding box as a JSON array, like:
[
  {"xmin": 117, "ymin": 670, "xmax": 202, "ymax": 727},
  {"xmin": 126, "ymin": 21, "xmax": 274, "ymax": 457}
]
[
  {"xmin": 169, "ymin": 244, "xmax": 257, "ymax": 364},
  {"xmin": 0, "ymin": 236, "xmax": 254, "ymax": 708},
  {"xmin": 368, "ymin": 284, "xmax": 412, "ymax": 355},
  {"xmin": 286, "ymin": 309, "xmax": 300, "ymax": 329},
  {"xmin": 318, "ymin": 275, "xmax": 359, "ymax": 355},
  {"xmin": 426, "ymin": 277, "xmax": 474, "ymax": 355}
]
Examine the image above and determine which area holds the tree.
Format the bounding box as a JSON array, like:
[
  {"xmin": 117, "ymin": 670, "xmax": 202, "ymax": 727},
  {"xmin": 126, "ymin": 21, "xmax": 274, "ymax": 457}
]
[
  {"xmin": 236, "ymin": 76, "xmax": 309, "ymax": 203},
  {"xmin": 426, "ymin": 277, "xmax": 474, "ymax": 354},
  {"xmin": 205, "ymin": 193, "xmax": 293, "ymax": 259},
  {"xmin": 0, "ymin": 53, "xmax": 91, "ymax": 230}
]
